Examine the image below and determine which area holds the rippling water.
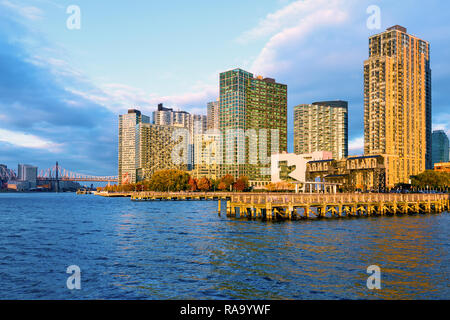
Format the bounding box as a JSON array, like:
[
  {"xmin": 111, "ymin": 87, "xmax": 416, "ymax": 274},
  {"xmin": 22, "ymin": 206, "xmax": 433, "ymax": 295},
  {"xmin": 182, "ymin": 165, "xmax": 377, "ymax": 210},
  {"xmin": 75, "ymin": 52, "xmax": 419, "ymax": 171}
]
[{"xmin": 0, "ymin": 193, "xmax": 448, "ymax": 300}]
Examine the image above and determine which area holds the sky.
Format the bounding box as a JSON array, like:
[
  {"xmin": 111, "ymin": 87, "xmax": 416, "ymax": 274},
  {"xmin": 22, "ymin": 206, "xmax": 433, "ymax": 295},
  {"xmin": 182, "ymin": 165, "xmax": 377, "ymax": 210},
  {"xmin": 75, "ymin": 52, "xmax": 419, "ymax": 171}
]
[{"xmin": 0, "ymin": 0, "xmax": 449, "ymax": 176}]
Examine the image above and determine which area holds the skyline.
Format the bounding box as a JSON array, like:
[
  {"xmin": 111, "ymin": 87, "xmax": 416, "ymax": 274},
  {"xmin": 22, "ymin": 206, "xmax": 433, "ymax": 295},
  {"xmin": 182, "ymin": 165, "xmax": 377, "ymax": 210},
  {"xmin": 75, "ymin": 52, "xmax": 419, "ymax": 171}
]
[{"xmin": 1, "ymin": 0, "xmax": 450, "ymax": 176}]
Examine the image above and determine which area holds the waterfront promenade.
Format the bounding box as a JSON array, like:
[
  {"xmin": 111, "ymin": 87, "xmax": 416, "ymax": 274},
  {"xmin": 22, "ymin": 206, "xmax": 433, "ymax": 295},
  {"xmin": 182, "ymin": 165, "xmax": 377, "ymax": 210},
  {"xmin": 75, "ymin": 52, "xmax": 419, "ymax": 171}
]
[{"xmin": 95, "ymin": 191, "xmax": 450, "ymax": 221}]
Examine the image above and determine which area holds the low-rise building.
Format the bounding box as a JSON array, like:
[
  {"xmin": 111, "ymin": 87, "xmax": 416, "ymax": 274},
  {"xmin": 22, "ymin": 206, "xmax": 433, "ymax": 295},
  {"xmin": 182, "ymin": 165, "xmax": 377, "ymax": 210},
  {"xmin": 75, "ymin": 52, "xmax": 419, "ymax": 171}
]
[
  {"xmin": 306, "ymin": 155, "xmax": 387, "ymax": 191},
  {"xmin": 271, "ymin": 151, "xmax": 333, "ymax": 183},
  {"xmin": 434, "ymin": 162, "xmax": 450, "ymax": 173}
]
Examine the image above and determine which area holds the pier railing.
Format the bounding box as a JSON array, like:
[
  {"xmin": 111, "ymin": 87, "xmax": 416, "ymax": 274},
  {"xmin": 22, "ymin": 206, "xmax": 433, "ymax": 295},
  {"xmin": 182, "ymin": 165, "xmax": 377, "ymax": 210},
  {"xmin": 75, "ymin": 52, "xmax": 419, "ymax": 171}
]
[{"xmin": 228, "ymin": 193, "xmax": 449, "ymax": 205}]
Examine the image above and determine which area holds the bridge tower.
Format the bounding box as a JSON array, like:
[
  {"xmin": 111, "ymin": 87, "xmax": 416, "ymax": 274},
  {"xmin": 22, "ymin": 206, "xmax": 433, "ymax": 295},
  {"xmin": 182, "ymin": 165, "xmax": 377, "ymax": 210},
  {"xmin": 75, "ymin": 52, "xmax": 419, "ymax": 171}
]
[{"xmin": 55, "ymin": 161, "xmax": 60, "ymax": 193}]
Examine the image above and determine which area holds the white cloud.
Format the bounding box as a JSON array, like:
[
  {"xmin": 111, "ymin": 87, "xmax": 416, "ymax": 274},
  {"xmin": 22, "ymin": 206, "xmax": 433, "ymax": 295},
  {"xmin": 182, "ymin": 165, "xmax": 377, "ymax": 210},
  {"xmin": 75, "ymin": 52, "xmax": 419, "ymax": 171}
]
[
  {"xmin": 69, "ymin": 81, "xmax": 216, "ymax": 116},
  {"xmin": 0, "ymin": 0, "xmax": 44, "ymax": 21},
  {"xmin": 0, "ymin": 128, "xmax": 63, "ymax": 152},
  {"xmin": 433, "ymin": 113, "xmax": 450, "ymax": 137},
  {"xmin": 238, "ymin": 0, "xmax": 350, "ymax": 43},
  {"xmin": 348, "ymin": 136, "xmax": 364, "ymax": 155},
  {"xmin": 249, "ymin": 0, "xmax": 352, "ymax": 75}
]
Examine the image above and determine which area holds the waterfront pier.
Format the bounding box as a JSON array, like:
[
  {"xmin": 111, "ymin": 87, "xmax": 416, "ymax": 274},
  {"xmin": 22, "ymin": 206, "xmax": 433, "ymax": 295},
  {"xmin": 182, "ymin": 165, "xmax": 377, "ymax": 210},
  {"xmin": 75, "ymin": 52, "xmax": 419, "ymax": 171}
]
[
  {"xmin": 221, "ymin": 193, "xmax": 449, "ymax": 220},
  {"xmin": 117, "ymin": 192, "xmax": 450, "ymax": 221}
]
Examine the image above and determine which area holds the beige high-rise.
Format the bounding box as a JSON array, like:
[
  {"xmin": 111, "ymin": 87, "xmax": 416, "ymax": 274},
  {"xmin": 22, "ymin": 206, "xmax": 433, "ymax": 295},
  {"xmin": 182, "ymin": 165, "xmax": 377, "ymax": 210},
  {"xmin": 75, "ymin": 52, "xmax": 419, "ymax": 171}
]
[
  {"xmin": 294, "ymin": 101, "xmax": 348, "ymax": 160},
  {"xmin": 364, "ymin": 26, "xmax": 432, "ymax": 188},
  {"xmin": 207, "ymin": 100, "xmax": 220, "ymax": 131}
]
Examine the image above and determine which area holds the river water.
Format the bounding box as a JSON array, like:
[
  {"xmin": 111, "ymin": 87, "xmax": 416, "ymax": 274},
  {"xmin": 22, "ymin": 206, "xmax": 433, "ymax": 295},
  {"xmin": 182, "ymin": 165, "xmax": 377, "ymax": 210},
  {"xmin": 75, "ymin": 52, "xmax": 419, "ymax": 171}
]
[{"xmin": 0, "ymin": 193, "xmax": 448, "ymax": 300}]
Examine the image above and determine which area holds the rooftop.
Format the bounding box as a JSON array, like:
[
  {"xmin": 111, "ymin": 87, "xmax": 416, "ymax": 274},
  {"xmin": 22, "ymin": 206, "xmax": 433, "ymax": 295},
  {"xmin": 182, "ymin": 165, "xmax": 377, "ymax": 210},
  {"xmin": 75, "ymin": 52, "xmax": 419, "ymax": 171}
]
[{"xmin": 387, "ymin": 25, "xmax": 407, "ymax": 33}]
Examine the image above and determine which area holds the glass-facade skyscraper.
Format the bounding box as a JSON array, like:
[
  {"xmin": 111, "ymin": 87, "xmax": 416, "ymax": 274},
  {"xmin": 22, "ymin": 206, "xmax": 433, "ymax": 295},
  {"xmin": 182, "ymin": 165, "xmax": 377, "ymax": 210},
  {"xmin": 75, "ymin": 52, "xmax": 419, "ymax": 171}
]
[
  {"xmin": 219, "ymin": 68, "xmax": 287, "ymax": 181},
  {"xmin": 432, "ymin": 130, "xmax": 449, "ymax": 166}
]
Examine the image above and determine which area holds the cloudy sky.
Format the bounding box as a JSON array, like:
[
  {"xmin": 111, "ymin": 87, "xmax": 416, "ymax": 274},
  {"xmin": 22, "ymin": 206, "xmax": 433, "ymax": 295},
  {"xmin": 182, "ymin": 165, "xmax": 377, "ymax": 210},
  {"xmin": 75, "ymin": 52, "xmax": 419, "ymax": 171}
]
[{"xmin": 0, "ymin": 0, "xmax": 449, "ymax": 176}]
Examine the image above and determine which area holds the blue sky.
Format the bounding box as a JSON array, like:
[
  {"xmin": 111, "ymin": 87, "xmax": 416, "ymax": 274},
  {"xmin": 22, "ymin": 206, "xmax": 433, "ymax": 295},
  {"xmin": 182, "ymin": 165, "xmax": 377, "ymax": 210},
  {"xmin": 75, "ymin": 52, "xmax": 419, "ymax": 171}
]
[{"xmin": 0, "ymin": 0, "xmax": 449, "ymax": 176}]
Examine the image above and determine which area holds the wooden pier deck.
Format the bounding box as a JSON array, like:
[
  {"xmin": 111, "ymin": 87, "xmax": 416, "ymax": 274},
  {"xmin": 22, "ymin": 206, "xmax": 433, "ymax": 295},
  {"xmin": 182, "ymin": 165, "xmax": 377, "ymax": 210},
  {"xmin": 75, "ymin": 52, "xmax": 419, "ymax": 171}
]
[{"xmin": 118, "ymin": 192, "xmax": 450, "ymax": 221}]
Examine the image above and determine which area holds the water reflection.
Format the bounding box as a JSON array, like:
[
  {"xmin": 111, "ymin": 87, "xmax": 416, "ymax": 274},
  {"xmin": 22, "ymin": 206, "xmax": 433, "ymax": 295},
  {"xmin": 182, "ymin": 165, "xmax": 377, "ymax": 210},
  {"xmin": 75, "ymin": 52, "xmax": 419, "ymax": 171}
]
[{"xmin": 0, "ymin": 193, "xmax": 448, "ymax": 299}]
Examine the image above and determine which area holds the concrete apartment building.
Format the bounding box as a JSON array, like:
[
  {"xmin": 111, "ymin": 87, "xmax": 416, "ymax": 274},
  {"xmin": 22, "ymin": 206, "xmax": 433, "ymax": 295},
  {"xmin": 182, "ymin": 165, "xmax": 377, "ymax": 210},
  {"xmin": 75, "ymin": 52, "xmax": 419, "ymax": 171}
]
[
  {"xmin": 119, "ymin": 108, "xmax": 200, "ymax": 184},
  {"xmin": 153, "ymin": 103, "xmax": 207, "ymax": 169},
  {"xmin": 118, "ymin": 109, "xmax": 150, "ymax": 184},
  {"xmin": 294, "ymin": 101, "xmax": 348, "ymax": 159},
  {"xmin": 192, "ymin": 132, "xmax": 221, "ymax": 180},
  {"xmin": 136, "ymin": 123, "xmax": 188, "ymax": 181},
  {"xmin": 207, "ymin": 100, "xmax": 220, "ymax": 131}
]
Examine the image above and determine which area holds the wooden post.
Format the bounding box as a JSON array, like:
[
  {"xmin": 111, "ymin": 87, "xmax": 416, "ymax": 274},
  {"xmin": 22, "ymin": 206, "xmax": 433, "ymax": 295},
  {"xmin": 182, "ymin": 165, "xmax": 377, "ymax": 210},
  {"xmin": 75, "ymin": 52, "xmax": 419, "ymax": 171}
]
[
  {"xmin": 266, "ymin": 202, "xmax": 272, "ymax": 220},
  {"xmin": 379, "ymin": 202, "xmax": 384, "ymax": 216},
  {"xmin": 320, "ymin": 205, "xmax": 326, "ymax": 218},
  {"xmin": 288, "ymin": 203, "xmax": 294, "ymax": 220}
]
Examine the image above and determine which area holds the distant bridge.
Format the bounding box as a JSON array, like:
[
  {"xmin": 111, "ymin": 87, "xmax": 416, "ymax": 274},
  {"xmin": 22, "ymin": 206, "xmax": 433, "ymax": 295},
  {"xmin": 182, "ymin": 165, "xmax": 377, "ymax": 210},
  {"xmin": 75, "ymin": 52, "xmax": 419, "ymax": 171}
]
[
  {"xmin": 0, "ymin": 166, "xmax": 16, "ymax": 181},
  {"xmin": 38, "ymin": 162, "xmax": 117, "ymax": 183}
]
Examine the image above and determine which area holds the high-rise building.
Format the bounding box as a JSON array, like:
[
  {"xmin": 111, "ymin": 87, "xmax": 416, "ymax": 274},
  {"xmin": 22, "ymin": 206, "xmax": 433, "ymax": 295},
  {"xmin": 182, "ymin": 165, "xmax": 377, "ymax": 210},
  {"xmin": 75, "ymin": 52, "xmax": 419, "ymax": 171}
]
[
  {"xmin": 207, "ymin": 100, "xmax": 220, "ymax": 131},
  {"xmin": 432, "ymin": 130, "xmax": 449, "ymax": 166},
  {"xmin": 190, "ymin": 114, "xmax": 207, "ymax": 137},
  {"xmin": 17, "ymin": 164, "xmax": 37, "ymax": 182},
  {"xmin": 364, "ymin": 26, "xmax": 432, "ymax": 187},
  {"xmin": 153, "ymin": 103, "xmax": 190, "ymax": 127},
  {"xmin": 152, "ymin": 103, "xmax": 206, "ymax": 169},
  {"xmin": 246, "ymin": 76, "xmax": 288, "ymax": 180},
  {"xmin": 219, "ymin": 68, "xmax": 287, "ymax": 181},
  {"xmin": 294, "ymin": 101, "xmax": 348, "ymax": 159},
  {"xmin": 119, "ymin": 108, "xmax": 200, "ymax": 184},
  {"xmin": 188, "ymin": 114, "xmax": 207, "ymax": 170},
  {"xmin": 118, "ymin": 109, "xmax": 150, "ymax": 184},
  {"xmin": 17, "ymin": 164, "xmax": 37, "ymax": 189},
  {"xmin": 193, "ymin": 133, "xmax": 221, "ymax": 180},
  {"xmin": 137, "ymin": 123, "xmax": 188, "ymax": 181}
]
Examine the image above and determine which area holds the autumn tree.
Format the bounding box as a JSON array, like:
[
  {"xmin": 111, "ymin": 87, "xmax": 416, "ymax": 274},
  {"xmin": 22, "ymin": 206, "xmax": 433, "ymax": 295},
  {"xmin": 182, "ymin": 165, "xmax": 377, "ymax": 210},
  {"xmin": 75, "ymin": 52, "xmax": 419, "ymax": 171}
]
[
  {"xmin": 188, "ymin": 177, "xmax": 198, "ymax": 192},
  {"xmin": 197, "ymin": 177, "xmax": 211, "ymax": 191},
  {"xmin": 148, "ymin": 169, "xmax": 190, "ymax": 192},
  {"xmin": 233, "ymin": 176, "xmax": 249, "ymax": 192},
  {"xmin": 218, "ymin": 181, "xmax": 228, "ymax": 191},
  {"xmin": 218, "ymin": 174, "xmax": 235, "ymax": 191}
]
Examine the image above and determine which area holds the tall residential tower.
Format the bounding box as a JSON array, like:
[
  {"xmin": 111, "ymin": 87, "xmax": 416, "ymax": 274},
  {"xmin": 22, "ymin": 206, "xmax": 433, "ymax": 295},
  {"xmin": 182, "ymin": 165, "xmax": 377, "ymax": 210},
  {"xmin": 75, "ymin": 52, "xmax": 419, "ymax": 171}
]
[
  {"xmin": 219, "ymin": 69, "xmax": 287, "ymax": 181},
  {"xmin": 364, "ymin": 26, "xmax": 432, "ymax": 187},
  {"xmin": 207, "ymin": 100, "xmax": 220, "ymax": 131},
  {"xmin": 119, "ymin": 109, "xmax": 188, "ymax": 184},
  {"xmin": 294, "ymin": 101, "xmax": 348, "ymax": 159},
  {"xmin": 118, "ymin": 109, "xmax": 150, "ymax": 184}
]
